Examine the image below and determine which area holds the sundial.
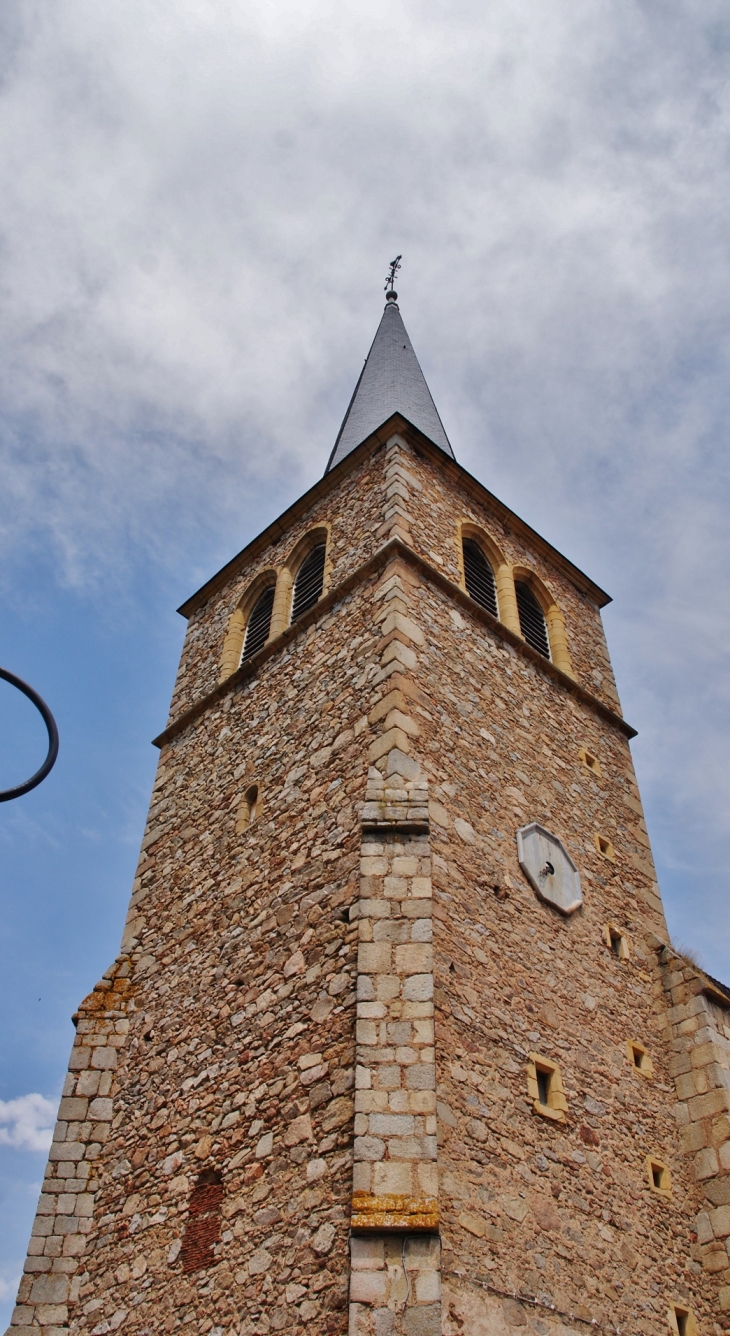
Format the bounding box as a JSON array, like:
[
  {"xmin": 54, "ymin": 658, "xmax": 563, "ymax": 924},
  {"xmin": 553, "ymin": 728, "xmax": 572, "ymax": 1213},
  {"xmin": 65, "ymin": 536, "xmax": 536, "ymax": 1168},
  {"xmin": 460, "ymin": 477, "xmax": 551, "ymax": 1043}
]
[{"xmin": 517, "ymin": 822, "xmax": 583, "ymax": 916}]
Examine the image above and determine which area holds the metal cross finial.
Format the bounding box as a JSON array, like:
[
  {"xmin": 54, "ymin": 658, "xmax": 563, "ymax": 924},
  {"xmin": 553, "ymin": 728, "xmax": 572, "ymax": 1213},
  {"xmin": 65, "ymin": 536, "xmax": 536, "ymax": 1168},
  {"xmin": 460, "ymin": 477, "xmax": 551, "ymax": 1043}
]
[{"xmin": 385, "ymin": 254, "xmax": 402, "ymax": 294}]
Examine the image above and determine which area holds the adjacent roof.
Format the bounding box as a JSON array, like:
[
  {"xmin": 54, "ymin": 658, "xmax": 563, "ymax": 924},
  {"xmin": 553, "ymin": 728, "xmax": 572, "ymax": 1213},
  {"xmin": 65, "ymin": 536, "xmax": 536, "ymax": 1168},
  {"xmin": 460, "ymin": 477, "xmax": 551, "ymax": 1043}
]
[{"xmin": 325, "ymin": 296, "xmax": 454, "ymax": 472}]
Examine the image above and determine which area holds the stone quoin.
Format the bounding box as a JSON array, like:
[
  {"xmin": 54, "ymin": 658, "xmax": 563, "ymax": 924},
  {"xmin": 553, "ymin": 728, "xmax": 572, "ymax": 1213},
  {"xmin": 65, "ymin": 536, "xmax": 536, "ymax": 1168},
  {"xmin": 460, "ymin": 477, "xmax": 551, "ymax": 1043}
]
[{"xmin": 9, "ymin": 289, "xmax": 730, "ymax": 1336}]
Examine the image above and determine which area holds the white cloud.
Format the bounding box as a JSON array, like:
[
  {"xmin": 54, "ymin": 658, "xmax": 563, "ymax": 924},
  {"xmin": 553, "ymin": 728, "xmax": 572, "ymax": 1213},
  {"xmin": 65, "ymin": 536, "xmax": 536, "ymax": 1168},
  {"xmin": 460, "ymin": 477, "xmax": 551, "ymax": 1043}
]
[
  {"xmin": 0, "ymin": 1274, "xmax": 21, "ymax": 1302},
  {"xmin": 1, "ymin": 0, "xmax": 729, "ymax": 586},
  {"xmin": 0, "ymin": 1094, "xmax": 56, "ymax": 1152},
  {"xmin": 0, "ymin": 0, "xmax": 728, "ymax": 970}
]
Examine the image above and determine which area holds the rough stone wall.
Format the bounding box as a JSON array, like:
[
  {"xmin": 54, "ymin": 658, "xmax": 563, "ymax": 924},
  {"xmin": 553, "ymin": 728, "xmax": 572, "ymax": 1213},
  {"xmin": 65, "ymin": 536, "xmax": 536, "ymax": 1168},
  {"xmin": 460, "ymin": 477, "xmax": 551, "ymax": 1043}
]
[
  {"xmin": 659, "ymin": 948, "xmax": 730, "ymax": 1316},
  {"xmin": 394, "ymin": 566, "xmax": 718, "ymax": 1335},
  {"xmin": 9, "ymin": 450, "xmax": 452, "ymax": 1336},
  {"xmin": 10, "ymin": 428, "xmax": 718, "ymax": 1336},
  {"xmin": 167, "ymin": 445, "xmax": 390, "ymax": 724},
  {"xmin": 66, "ymin": 573, "xmax": 392, "ymax": 1336},
  {"xmin": 10, "ymin": 962, "xmax": 133, "ymax": 1334},
  {"xmin": 9, "ymin": 559, "xmax": 397, "ymax": 1335}
]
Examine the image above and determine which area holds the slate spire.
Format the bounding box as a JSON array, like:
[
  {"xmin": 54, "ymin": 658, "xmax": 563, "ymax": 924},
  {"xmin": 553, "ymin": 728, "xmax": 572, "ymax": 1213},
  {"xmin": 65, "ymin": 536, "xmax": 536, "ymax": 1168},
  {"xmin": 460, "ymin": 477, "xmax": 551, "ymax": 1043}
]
[{"xmin": 325, "ymin": 292, "xmax": 454, "ymax": 473}]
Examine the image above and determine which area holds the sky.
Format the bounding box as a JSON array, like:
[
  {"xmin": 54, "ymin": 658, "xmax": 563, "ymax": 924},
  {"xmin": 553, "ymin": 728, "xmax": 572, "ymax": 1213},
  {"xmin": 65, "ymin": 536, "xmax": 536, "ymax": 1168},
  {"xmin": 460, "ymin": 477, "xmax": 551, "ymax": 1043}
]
[{"xmin": 1, "ymin": 0, "xmax": 730, "ymax": 1318}]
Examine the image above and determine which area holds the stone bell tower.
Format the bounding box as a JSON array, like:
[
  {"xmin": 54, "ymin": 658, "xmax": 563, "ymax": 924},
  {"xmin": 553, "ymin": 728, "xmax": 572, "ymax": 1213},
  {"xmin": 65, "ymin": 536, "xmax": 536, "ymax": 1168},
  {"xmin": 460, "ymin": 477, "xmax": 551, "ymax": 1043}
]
[{"xmin": 10, "ymin": 285, "xmax": 730, "ymax": 1336}]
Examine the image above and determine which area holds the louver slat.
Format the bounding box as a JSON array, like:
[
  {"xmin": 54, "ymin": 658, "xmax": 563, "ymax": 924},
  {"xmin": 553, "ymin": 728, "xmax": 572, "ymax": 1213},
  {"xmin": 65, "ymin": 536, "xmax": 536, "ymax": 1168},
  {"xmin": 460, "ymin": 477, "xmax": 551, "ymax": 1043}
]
[
  {"xmin": 462, "ymin": 539, "xmax": 498, "ymax": 618},
  {"xmin": 515, "ymin": 581, "xmax": 550, "ymax": 659},
  {"xmin": 241, "ymin": 586, "xmax": 275, "ymax": 661},
  {"xmin": 291, "ymin": 544, "xmax": 326, "ymax": 622}
]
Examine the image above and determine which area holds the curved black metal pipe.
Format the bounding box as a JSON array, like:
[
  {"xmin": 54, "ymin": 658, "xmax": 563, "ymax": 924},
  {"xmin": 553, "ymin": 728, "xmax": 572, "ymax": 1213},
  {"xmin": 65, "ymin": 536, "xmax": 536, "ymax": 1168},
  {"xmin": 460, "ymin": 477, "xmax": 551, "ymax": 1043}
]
[{"xmin": 0, "ymin": 667, "xmax": 59, "ymax": 801}]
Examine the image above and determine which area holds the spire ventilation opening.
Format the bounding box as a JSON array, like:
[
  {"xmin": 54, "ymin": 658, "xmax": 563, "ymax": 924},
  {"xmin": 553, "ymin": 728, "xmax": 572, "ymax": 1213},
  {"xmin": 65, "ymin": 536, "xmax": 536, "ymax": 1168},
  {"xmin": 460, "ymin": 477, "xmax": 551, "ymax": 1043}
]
[
  {"xmin": 462, "ymin": 539, "xmax": 498, "ymax": 618},
  {"xmin": 241, "ymin": 586, "xmax": 275, "ymax": 661},
  {"xmin": 515, "ymin": 582, "xmax": 550, "ymax": 659},
  {"xmin": 291, "ymin": 544, "xmax": 326, "ymax": 622}
]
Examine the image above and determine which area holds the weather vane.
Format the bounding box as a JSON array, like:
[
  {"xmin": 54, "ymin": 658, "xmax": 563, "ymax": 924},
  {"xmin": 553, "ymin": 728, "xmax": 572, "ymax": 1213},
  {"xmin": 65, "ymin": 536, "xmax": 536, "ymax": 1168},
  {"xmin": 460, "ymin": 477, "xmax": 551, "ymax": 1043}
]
[{"xmin": 385, "ymin": 255, "xmax": 402, "ymax": 296}]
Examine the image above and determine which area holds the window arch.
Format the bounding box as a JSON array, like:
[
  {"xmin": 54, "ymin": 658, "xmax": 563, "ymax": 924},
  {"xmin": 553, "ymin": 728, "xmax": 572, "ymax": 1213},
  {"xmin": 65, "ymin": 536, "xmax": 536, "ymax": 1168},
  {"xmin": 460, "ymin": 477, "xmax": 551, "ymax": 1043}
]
[
  {"xmin": 236, "ymin": 783, "xmax": 260, "ymax": 833},
  {"xmin": 462, "ymin": 538, "xmax": 498, "ymax": 618},
  {"xmin": 457, "ymin": 521, "xmax": 520, "ymax": 632},
  {"xmin": 515, "ymin": 581, "xmax": 550, "ymax": 659},
  {"xmin": 266, "ymin": 526, "xmax": 331, "ymax": 638},
  {"xmin": 241, "ymin": 587, "xmax": 275, "ymax": 661},
  {"xmin": 512, "ymin": 568, "xmax": 574, "ymax": 677},
  {"xmin": 291, "ymin": 543, "xmax": 326, "ymax": 622},
  {"xmin": 219, "ymin": 571, "xmax": 277, "ymax": 681}
]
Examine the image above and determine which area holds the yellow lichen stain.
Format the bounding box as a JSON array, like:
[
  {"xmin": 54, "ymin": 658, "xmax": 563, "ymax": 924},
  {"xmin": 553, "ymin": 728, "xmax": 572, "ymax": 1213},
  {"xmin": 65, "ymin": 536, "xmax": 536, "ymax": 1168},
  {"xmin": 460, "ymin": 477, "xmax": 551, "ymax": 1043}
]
[{"xmin": 350, "ymin": 1192, "xmax": 439, "ymax": 1233}]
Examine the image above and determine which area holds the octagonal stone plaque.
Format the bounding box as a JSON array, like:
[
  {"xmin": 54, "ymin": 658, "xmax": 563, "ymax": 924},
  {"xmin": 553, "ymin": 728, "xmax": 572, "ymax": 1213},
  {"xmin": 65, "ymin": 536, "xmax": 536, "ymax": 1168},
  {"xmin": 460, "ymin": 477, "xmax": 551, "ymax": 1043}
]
[{"xmin": 516, "ymin": 823, "xmax": 583, "ymax": 916}]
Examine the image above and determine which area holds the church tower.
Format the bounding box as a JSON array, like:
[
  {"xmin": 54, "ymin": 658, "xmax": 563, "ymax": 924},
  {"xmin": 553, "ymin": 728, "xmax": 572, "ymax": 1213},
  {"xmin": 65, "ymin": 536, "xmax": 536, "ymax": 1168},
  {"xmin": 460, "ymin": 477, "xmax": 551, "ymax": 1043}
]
[{"xmin": 9, "ymin": 286, "xmax": 730, "ymax": 1336}]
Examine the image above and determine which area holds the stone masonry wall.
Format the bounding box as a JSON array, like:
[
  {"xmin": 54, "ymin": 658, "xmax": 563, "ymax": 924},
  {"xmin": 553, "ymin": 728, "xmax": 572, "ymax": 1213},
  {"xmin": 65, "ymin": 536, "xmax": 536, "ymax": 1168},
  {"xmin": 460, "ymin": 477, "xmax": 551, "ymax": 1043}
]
[
  {"xmin": 10, "ymin": 567, "xmax": 390, "ymax": 1335},
  {"xmin": 10, "ymin": 963, "xmax": 133, "ymax": 1334},
  {"xmin": 385, "ymin": 558, "xmax": 719, "ymax": 1335},
  {"xmin": 9, "ymin": 428, "xmax": 716, "ymax": 1336},
  {"xmin": 65, "ymin": 574, "xmax": 389, "ymax": 1336},
  {"xmin": 659, "ymin": 948, "xmax": 730, "ymax": 1318},
  {"xmin": 9, "ymin": 458, "xmax": 449, "ymax": 1335},
  {"xmin": 349, "ymin": 776, "xmax": 440, "ymax": 1336},
  {"xmin": 167, "ymin": 444, "xmax": 390, "ymax": 725}
]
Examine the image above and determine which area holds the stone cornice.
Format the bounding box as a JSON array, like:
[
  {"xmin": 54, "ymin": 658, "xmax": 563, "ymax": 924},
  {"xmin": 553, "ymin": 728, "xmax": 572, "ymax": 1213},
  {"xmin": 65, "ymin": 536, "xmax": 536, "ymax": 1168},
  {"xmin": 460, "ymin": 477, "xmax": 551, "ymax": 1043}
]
[{"xmin": 154, "ymin": 536, "xmax": 636, "ymax": 749}]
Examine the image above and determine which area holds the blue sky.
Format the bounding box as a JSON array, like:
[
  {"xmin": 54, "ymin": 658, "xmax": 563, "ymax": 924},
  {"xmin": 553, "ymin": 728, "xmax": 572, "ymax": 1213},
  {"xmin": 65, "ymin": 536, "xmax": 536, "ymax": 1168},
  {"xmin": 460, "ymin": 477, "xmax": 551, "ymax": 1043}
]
[{"xmin": 1, "ymin": 0, "xmax": 730, "ymax": 1320}]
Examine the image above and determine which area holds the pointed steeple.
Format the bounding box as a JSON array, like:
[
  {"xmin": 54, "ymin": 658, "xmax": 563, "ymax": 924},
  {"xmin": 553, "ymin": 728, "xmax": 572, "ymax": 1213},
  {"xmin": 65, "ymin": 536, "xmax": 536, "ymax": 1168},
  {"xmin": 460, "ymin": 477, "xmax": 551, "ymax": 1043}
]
[{"xmin": 325, "ymin": 293, "xmax": 454, "ymax": 473}]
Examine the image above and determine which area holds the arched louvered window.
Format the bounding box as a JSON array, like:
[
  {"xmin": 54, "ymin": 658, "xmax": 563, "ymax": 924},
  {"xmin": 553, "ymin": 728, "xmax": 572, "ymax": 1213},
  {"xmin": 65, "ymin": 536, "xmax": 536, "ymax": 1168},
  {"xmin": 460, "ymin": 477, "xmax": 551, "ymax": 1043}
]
[
  {"xmin": 291, "ymin": 544, "xmax": 326, "ymax": 622},
  {"xmin": 515, "ymin": 581, "xmax": 550, "ymax": 659},
  {"xmin": 241, "ymin": 586, "xmax": 275, "ymax": 662},
  {"xmin": 462, "ymin": 539, "xmax": 498, "ymax": 618}
]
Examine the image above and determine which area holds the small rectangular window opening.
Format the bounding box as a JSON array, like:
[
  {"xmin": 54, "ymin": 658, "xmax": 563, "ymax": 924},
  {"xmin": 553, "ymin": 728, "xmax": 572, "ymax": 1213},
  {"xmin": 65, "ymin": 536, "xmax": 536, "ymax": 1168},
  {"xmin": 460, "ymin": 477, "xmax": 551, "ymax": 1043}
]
[
  {"xmin": 536, "ymin": 1068, "xmax": 551, "ymax": 1106},
  {"xmin": 527, "ymin": 1054, "xmax": 567, "ymax": 1122},
  {"xmin": 647, "ymin": 1156, "xmax": 671, "ymax": 1196},
  {"xmin": 675, "ymin": 1311, "xmax": 690, "ymax": 1336},
  {"xmin": 594, "ymin": 833, "xmax": 615, "ymax": 860},
  {"xmin": 669, "ymin": 1305, "xmax": 697, "ymax": 1336},
  {"xmin": 628, "ymin": 1039, "xmax": 653, "ymax": 1078},
  {"xmin": 579, "ymin": 748, "xmax": 602, "ymax": 777},
  {"xmin": 605, "ymin": 924, "xmax": 630, "ymax": 959},
  {"xmin": 236, "ymin": 784, "xmax": 260, "ymax": 834}
]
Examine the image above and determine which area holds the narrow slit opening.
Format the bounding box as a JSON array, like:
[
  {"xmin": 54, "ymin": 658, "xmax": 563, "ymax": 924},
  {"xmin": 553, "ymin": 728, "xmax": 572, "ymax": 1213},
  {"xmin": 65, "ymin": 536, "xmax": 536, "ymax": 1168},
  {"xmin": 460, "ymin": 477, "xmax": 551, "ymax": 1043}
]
[
  {"xmin": 536, "ymin": 1068, "xmax": 551, "ymax": 1106},
  {"xmin": 651, "ymin": 1163, "xmax": 664, "ymax": 1189}
]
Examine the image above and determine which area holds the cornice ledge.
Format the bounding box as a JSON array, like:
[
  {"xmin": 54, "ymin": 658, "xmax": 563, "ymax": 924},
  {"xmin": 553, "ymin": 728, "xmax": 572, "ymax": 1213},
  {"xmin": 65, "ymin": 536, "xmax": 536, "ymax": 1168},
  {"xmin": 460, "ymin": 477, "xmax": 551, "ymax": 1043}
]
[{"xmin": 153, "ymin": 535, "xmax": 636, "ymax": 749}]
